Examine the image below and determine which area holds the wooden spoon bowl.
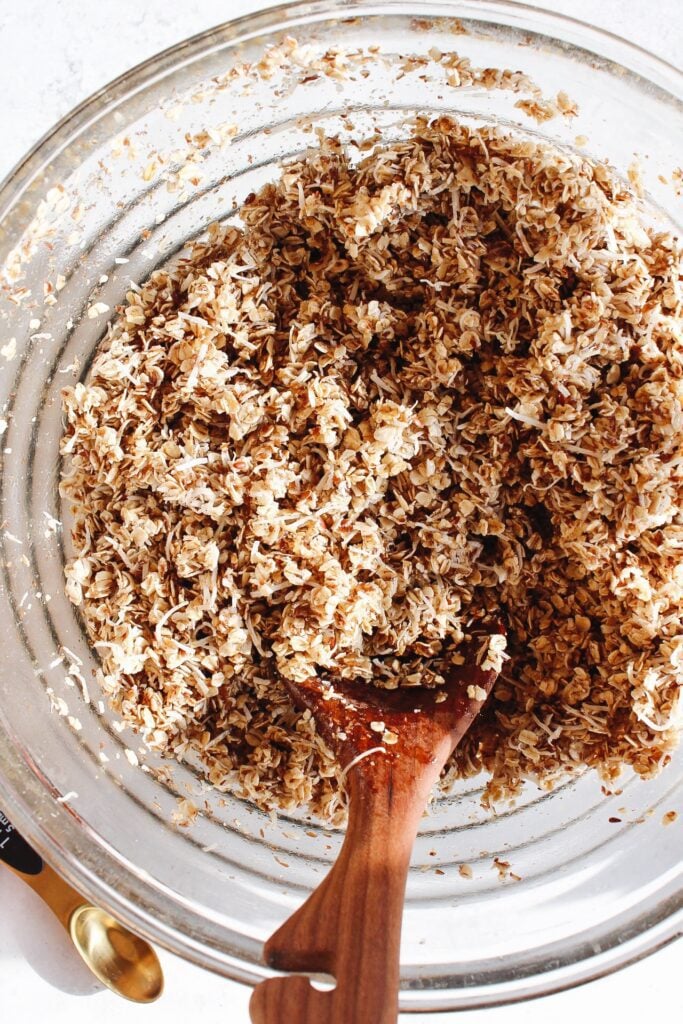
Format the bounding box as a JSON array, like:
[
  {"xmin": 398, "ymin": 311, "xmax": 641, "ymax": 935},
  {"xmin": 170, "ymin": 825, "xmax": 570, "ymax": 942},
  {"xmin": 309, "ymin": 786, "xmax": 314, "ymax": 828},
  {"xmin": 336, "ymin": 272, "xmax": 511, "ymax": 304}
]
[{"xmin": 250, "ymin": 631, "xmax": 503, "ymax": 1024}]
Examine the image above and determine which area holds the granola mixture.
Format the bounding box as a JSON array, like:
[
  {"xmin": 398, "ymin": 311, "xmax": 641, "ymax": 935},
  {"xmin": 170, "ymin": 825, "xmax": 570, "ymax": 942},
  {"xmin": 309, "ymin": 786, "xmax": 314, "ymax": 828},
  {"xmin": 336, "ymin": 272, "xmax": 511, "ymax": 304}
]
[{"xmin": 61, "ymin": 116, "xmax": 683, "ymax": 821}]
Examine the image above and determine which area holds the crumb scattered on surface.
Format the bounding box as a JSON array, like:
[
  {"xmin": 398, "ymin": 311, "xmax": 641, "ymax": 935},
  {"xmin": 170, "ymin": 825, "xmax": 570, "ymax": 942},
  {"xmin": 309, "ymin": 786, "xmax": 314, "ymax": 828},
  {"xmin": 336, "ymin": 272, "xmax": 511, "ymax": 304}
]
[
  {"xmin": 662, "ymin": 810, "xmax": 678, "ymax": 825},
  {"xmin": 172, "ymin": 797, "xmax": 199, "ymax": 827},
  {"xmin": 56, "ymin": 791, "xmax": 79, "ymax": 803},
  {"xmin": 493, "ymin": 856, "xmax": 512, "ymax": 880},
  {"xmin": 515, "ymin": 90, "xmax": 579, "ymax": 123},
  {"xmin": 627, "ymin": 160, "xmax": 645, "ymax": 198}
]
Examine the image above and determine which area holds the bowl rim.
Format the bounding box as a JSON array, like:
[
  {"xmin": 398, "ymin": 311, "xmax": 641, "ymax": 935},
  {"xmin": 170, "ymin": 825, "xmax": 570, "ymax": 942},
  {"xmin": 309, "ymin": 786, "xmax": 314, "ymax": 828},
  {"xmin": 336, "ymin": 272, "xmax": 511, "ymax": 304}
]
[
  {"xmin": 1, "ymin": 0, "xmax": 682, "ymax": 218},
  {"xmin": 0, "ymin": 0, "xmax": 681, "ymax": 1011}
]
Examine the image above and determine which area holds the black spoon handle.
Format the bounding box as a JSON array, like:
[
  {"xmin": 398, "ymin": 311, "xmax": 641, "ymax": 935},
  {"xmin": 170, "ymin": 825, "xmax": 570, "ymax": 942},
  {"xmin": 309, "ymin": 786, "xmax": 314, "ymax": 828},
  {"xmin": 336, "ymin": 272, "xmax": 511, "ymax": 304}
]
[{"xmin": 0, "ymin": 808, "xmax": 43, "ymax": 876}]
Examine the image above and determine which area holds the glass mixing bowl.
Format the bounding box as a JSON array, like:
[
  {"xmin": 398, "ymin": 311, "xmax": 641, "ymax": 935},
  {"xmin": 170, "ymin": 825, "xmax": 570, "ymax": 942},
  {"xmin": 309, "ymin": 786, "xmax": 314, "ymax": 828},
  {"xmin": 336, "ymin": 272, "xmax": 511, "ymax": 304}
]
[{"xmin": 0, "ymin": 0, "xmax": 681, "ymax": 1011}]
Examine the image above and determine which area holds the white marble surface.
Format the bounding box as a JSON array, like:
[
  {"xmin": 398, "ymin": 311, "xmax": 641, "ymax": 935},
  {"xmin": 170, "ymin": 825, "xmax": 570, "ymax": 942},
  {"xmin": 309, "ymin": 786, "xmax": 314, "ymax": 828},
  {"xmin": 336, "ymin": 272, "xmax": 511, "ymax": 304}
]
[{"xmin": 0, "ymin": 1, "xmax": 681, "ymax": 1022}]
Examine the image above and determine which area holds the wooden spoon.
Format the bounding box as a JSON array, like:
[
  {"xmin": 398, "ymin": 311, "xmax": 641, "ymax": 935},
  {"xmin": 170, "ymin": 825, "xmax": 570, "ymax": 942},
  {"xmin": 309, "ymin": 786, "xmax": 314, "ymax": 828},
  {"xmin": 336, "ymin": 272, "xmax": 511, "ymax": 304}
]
[{"xmin": 250, "ymin": 631, "xmax": 503, "ymax": 1024}]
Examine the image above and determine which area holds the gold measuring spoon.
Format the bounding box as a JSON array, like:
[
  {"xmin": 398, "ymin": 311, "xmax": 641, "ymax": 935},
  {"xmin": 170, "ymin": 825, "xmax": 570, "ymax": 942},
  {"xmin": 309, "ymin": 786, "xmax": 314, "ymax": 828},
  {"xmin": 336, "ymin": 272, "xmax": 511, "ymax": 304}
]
[{"xmin": 0, "ymin": 807, "xmax": 164, "ymax": 1003}]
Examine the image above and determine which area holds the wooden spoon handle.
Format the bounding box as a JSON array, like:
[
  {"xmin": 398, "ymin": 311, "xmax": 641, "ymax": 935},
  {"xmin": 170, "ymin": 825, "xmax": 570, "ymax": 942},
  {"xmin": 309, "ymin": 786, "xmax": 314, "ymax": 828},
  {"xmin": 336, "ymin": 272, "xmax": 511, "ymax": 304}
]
[{"xmin": 250, "ymin": 752, "xmax": 445, "ymax": 1024}]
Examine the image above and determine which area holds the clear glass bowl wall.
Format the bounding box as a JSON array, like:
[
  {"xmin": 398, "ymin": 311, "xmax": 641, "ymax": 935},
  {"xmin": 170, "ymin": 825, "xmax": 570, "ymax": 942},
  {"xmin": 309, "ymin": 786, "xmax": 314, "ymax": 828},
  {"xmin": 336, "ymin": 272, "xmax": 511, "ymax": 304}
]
[{"xmin": 0, "ymin": 0, "xmax": 681, "ymax": 1011}]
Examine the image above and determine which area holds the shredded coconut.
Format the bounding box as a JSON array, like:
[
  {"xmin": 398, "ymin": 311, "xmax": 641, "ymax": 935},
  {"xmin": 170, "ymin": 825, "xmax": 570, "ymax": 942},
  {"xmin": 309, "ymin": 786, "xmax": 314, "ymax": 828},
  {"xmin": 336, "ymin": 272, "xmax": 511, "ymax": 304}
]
[{"xmin": 61, "ymin": 114, "xmax": 683, "ymax": 822}]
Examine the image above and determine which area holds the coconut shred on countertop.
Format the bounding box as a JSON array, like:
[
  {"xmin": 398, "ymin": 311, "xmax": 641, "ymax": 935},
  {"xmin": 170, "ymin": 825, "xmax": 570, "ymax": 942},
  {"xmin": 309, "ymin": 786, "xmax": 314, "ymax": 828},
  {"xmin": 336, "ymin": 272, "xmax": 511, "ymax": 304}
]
[{"xmin": 60, "ymin": 113, "xmax": 683, "ymax": 824}]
